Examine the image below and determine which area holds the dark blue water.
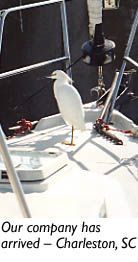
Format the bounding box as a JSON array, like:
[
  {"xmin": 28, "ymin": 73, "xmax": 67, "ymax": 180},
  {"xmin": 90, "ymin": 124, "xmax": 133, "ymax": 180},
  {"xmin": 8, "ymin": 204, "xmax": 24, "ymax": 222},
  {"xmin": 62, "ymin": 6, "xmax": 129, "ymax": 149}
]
[{"xmin": 0, "ymin": 0, "xmax": 137, "ymax": 135}]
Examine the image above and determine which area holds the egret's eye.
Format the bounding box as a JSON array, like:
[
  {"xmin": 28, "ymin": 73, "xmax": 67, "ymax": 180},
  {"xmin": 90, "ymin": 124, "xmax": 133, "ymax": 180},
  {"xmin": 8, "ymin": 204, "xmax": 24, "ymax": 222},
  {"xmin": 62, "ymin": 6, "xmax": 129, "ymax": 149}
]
[{"xmin": 51, "ymin": 73, "xmax": 57, "ymax": 77}]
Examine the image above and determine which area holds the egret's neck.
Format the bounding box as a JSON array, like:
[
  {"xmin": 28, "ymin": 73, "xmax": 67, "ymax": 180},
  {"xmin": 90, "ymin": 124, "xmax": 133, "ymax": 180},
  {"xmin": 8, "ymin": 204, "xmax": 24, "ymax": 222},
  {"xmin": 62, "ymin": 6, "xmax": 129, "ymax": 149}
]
[{"xmin": 55, "ymin": 78, "xmax": 69, "ymax": 86}]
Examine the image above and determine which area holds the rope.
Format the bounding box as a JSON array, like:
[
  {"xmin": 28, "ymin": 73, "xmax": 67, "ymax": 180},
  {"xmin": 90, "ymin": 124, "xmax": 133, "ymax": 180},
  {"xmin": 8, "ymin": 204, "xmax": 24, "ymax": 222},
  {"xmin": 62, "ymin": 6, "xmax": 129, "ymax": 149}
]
[
  {"xmin": 7, "ymin": 119, "xmax": 33, "ymax": 139},
  {"xmin": 13, "ymin": 54, "xmax": 83, "ymax": 111},
  {"xmin": 96, "ymin": 118, "xmax": 132, "ymax": 134}
]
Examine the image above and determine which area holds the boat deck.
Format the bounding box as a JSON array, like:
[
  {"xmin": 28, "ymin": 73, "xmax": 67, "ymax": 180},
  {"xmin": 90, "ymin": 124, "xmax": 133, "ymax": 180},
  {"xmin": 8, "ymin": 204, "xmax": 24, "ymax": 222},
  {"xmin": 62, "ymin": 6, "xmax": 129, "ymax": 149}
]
[{"xmin": 0, "ymin": 106, "xmax": 138, "ymax": 218}]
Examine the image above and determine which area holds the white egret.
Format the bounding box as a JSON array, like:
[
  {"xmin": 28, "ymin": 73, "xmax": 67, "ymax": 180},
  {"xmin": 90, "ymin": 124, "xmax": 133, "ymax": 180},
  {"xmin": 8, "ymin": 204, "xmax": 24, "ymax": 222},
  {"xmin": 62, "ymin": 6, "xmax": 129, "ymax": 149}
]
[{"xmin": 48, "ymin": 70, "xmax": 85, "ymax": 146}]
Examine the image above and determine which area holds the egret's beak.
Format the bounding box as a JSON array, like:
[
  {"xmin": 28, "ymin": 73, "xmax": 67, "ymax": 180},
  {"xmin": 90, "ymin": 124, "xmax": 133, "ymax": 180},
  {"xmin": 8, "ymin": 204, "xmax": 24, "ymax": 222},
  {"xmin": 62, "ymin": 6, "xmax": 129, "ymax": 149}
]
[
  {"xmin": 47, "ymin": 73, "xmax": 57, "ymax": 79},
  {"xmin": 37, "ymin": 73, "xmax": 57, "ymax": 81}
]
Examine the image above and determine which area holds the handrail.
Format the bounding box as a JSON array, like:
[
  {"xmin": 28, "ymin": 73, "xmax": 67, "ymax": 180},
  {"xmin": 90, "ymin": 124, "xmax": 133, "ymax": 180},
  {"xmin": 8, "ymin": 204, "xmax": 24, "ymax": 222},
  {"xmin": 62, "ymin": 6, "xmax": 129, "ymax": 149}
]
[
  {"xmin": 0, "ymin": 0, "xmax": 71, "ymax": 217},
  {"xmin": 0, "ymin": 0, "xmax": 71, "ymax": 74},
  {"xmin": 0, "ymin": 1, "xmax": 62, "ymax": 53},
  {"xmin": 0, "ymin": 56, "xmax": 68, "ymax": 80},
  {"xmin": 2, "ymin": 0, "xmax": 63, "ymax": 13},
  {"xmin": 99, "ymin": 72, "xmax": 119, "ymax": 122},
  {"xmin": 124, "ymin": 56, "xmax": 138, "ymax": 70},
  {"xmin": 104, "ymin": 8, "xmax": 138, "ymax": 124},
  {"xmin": 0, "ymin": 126, "xmax": 31, "ymax": 217}
]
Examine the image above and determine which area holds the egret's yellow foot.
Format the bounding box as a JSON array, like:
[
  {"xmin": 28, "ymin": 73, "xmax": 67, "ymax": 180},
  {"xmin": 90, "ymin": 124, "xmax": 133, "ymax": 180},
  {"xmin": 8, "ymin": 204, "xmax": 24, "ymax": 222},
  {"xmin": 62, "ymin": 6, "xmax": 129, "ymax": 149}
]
[{"xmin": 62, "ymin": 141, "xmax": 76, "ymax": 146}]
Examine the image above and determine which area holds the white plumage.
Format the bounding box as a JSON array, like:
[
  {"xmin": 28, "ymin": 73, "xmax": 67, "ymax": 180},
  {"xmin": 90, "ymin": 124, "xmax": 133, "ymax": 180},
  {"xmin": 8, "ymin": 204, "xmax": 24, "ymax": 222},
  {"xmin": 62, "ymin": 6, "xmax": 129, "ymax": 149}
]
[{"xmin": 48, "ymin": 70, "xmax": 85, "ymax": 145}]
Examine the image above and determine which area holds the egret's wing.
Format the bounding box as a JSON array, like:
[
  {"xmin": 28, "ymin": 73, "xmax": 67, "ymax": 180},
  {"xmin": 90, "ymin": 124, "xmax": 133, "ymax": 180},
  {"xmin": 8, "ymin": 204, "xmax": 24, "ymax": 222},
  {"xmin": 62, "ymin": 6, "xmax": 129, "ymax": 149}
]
[{"xmin": 54, "ymin": 83, "xmax": 85, "ymax": 130}]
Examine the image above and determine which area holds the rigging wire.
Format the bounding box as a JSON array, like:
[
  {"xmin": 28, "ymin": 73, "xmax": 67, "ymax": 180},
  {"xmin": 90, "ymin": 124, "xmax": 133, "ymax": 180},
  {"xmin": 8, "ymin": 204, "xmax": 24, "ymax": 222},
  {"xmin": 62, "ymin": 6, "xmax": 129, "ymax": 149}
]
[
  {"xmin": 13, "ymin": 55, "xmax": 83, "ymax": 111},
  {"xmin": 19, "ymin": 0, "xmax": 24, "ymax": 32},
  {"xmin": 0, "ymin": 0, "xmax": 24, "ymax": 32}
]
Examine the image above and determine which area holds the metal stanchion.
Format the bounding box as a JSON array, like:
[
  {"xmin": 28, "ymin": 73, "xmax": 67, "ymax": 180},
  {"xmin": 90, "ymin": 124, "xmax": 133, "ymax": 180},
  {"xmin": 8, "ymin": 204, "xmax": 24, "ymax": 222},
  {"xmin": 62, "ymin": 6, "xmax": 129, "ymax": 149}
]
[{"xmin": 0, "ymin": 125, "xmax": 31, "ymax": 218}]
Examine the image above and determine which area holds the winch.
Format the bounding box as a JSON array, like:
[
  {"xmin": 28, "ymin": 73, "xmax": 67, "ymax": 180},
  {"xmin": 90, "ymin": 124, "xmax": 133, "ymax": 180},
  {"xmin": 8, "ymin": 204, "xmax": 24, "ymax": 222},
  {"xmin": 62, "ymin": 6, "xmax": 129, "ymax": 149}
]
[
  {"xmin": 82, "ymin": 0, "xmax": 120, "ymax": 101},
  {"xmin": 82, "ymin": 23, "xmax": 116, "ymax": 67}
]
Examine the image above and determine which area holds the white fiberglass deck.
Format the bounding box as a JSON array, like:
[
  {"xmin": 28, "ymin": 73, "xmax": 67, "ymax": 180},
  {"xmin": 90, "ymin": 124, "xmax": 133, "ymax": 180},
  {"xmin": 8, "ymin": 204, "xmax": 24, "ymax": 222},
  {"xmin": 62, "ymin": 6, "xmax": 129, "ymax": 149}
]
[{"xmin": 0, "ymin": 106, "xmax": 138, "ymax": 218}]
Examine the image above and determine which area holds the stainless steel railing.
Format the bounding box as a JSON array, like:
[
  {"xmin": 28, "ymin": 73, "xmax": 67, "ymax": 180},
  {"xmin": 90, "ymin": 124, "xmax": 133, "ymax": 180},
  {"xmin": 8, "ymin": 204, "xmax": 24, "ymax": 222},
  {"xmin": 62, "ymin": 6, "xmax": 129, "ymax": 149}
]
[
  {"xmin": 101, "ymin": 8, "xmax": 138, "ymax": 124},
  {"xmin": 0, "ymin": 0, "xmax": 71, "ymax": 217},
  {"xmin": 0, "ymin": 0, "xmax": 71, "ymax": 78}
]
